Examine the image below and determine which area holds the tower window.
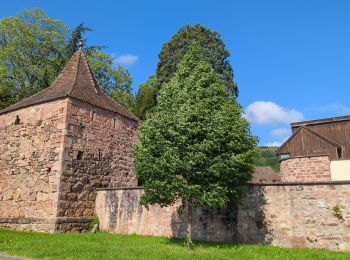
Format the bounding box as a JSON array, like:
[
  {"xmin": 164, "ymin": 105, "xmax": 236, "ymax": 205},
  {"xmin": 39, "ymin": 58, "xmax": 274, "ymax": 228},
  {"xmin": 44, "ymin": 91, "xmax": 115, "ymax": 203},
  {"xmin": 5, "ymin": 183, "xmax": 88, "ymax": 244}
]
[
  {"xmin": 14, "ymin": 115, "xmax": 20, "ymax": 125},
  {"xmin": 77, "ymin": 151, "xmax": 84, "ymax": 160},
  {"xmin": 98, "ymin": 150, "xmax": 103, "ymax": 161},
  {"xmin": 337, "ymin": 147, "xmax": 342, "ymax": 159}
]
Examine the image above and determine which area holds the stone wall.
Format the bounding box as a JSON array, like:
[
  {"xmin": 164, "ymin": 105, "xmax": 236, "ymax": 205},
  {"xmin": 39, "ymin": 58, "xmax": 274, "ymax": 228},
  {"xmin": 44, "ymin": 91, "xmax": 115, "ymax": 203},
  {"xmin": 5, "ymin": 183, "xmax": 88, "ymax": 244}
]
[
  {"xmin": 56, "ymin": 98, "xmax": 138, "ymax": 231},
  {"xmin": 0, "ymin": 97, "xmax": 138, "ymax": 232},
  {"xmin": 280, "ymin": 156, "xmax": 331, "ymax": 182},
  {"xmin": 0, "ymin": 99, "xmax": 68, "ymax": 232},
  {"xmin": 96, "ymin": 182, "xmax": 350, "ymax": 251}
]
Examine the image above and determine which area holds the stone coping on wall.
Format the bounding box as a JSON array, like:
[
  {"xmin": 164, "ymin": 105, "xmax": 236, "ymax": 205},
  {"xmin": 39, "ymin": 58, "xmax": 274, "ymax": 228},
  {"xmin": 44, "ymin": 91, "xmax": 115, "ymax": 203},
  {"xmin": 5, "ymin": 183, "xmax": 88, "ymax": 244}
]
[
  {"xmin": 97, "ymin": 180, "xmax": 350, "ymax": 191},
  {"xmin": 249, "ymin": 180, "xmax": 350, "ymax": 186}
]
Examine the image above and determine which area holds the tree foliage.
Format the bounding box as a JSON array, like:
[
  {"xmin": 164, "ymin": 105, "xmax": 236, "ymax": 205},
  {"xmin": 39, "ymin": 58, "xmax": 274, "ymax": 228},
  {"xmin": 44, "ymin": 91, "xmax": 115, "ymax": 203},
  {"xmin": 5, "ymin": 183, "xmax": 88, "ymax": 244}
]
[
  {"xmin": 134, "ymin": 43, "xmax": 257, "ymax": 209},
  {"xmin": 133, "ymin": 75, "xmax": 157, "ymax": 120},
  {"xmin": 0, "ymin": 8, "xmax": 67, "ymax": 107},
  {"xmin": 65, "ymin": 23, "xmax": 93, "ymax": 58},
  {"xmin": 156, "ymin": 24, "xmax": 238, "ymax": 97},
  {"xmin": 109, "ymin": 65, "xmax": 134, "ymax": 111},
  {"xmin": 254, "ymin": 147, "xmax": 280, "ymax": 172},
  {"xmin": 0, "ymin": 8, "xmax": 133, "ymax": 111}
]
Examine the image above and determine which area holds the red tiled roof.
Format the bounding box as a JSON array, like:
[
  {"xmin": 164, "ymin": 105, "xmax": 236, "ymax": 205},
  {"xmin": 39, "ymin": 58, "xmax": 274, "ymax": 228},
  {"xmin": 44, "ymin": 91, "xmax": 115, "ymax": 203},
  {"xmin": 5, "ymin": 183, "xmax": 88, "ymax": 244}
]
[
  {"xmin": 250, "ymin": 166, "xmax": 280, "ymax": 183},
  {"xmin": 0, "ymin": 51, "xmax": 139, "ymax": 121}
]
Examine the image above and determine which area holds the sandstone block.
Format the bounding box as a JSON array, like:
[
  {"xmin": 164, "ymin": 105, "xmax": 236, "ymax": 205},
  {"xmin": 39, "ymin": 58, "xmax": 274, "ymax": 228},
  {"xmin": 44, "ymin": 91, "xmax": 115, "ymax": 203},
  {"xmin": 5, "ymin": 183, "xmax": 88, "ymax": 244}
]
[
  {"xmin": 67, "ymin": 193, "xmax": 78, "ymax": 200},
  {"xmin": 37, "ymin": 192, "xmax": 48, "ymax": 201}
]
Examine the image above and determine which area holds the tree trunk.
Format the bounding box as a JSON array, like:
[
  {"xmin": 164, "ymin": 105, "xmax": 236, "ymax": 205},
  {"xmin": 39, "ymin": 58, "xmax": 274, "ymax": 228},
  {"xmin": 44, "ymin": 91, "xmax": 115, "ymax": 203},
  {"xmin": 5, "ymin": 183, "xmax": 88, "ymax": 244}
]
[{"xmin": 186, "ymin": 200, "xmax": 194, "ymax": 250}]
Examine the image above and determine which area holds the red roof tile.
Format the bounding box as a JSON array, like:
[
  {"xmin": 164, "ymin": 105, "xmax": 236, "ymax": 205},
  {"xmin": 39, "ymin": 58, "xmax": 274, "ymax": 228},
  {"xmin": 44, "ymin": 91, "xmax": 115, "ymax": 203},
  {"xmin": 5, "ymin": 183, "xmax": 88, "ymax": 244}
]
[{"xmin": 250, "ymin": 166, "xmax": 280, "ymax": 183}]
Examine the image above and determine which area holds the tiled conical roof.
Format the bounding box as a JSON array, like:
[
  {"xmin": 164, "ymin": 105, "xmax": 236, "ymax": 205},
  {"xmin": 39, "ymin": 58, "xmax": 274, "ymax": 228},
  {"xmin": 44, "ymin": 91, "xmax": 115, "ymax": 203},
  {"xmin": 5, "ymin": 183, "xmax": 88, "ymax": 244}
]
[{"xmin": 0, "ymin": 51, "xmax": 138, "ymax": 121}]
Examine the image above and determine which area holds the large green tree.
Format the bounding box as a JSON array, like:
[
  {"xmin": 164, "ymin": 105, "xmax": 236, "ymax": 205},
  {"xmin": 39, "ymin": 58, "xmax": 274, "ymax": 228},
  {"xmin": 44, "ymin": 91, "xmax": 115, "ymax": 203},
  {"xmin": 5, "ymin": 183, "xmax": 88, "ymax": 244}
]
[
  {"xmin": 134, "ymin": 43, "xmax": 257, "ymax": 243},
  {"xmin": 156, "ymin": 24, "xmax": 238, "ymax": 97},
  {"xmin": 109, "ymin": 65, "xmax": 134, "ymax": 111},
  {"xmin": 0, "ymin": 8, "xmax": 133, "ymax": 111},
  {"xmin": 0, "ymin": 8, "xmax": 67, "ymax": 108}
]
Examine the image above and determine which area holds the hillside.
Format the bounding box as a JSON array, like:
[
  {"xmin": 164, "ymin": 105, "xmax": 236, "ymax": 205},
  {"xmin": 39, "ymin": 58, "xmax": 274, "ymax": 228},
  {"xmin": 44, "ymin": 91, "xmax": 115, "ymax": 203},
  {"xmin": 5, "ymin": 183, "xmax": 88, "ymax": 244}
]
[{"xmin": 254, "ymin": 146, "xmax": 280, "ymax": 173}]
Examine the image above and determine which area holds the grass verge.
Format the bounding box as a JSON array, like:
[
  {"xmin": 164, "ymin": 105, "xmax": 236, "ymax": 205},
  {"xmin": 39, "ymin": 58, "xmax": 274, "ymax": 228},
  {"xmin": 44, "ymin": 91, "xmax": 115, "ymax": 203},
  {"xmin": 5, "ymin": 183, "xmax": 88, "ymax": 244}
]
[{"xmin": 0, "ymin": 229, "xmax": 349, "ymax": 259}]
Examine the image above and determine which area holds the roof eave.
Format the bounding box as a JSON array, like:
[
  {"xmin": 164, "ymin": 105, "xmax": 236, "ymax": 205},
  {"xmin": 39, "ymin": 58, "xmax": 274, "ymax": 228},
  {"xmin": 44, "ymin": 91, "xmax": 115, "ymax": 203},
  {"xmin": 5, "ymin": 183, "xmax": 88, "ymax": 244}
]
[
  {"xmin": 291, "ymin": 115, "xmax": 350, "ymax": 128},
  {"xmin": 276, "ymin": 125, "xmax": 342, "ymax": 155}
]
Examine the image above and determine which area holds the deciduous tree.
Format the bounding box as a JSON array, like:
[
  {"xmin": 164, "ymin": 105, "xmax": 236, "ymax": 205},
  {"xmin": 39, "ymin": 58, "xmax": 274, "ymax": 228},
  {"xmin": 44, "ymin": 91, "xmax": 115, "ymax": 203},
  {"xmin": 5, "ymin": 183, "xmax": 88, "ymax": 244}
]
[
  {"xmin": 134, "ymin": 43, "xmax": 257, "ymax": 245},
  {"xmin": 0, "ymin": 8, "xmax": 67, "ymax": 106},
  {"xmin": 109, "ymin": 65, "xmax": 134, "ymax": 111}
]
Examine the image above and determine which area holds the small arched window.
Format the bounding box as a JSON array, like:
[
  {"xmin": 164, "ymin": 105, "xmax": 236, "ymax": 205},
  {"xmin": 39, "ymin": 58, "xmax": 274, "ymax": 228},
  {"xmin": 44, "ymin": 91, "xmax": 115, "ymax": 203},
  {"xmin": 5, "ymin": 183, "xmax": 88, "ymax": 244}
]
[{"xmin": 337, "ymin": 147, "xmax": 342, "ymax": 159}]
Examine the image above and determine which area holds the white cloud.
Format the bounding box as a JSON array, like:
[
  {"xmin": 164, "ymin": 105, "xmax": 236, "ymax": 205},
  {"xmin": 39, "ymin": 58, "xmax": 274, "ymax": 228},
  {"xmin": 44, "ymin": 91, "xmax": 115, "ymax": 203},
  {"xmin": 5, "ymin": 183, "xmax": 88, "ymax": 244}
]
[
  {"xmin": 264, "ymin": 141, "xmax": 283, "ymax": 147},
  {"xmin": 264, "ymin": 134, "xmax": 290, "ymax": 148},
  {"xmin": 318, "ymin": 103, "xmax": 350, "ymax": 115},
  {"xmin": 245, "ymin": 101, "xmax": 303, "ymax": 125},
  {"xmin": 114, "ymin": 54, "xmax": 138, "ymax": 66},
  {"xmin": 270, "ymin": 128, "xmax": 290, "ymax": 138}
]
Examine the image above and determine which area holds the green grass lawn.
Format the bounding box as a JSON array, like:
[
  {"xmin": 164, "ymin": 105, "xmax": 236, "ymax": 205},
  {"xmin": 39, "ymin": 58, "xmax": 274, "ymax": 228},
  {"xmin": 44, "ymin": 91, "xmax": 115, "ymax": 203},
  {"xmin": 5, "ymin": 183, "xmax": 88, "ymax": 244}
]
[{"xmin": 0, "ymin": 229, "xmax": 349, "ymax": 260}]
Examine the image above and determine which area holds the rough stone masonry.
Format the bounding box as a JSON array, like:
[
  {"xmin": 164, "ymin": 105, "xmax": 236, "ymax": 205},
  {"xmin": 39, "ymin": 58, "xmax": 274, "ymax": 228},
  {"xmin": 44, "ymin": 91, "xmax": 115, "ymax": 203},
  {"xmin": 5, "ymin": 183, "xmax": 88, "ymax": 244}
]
[
  {"xmin": 0, "ymin": 50, "xmax": 139, "ymax": 232},
  {"xmin": 96, "ymin": 182, "xmax": 350, "ymax": 251}
]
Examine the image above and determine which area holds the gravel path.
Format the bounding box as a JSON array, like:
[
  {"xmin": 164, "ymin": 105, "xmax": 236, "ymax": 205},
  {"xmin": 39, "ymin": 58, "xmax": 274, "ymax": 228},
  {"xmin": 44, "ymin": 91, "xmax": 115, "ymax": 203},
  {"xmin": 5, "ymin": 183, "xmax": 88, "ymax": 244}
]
[{"xmin": 0, "ymin": 254, "xmax": 31, "ymax": 260}]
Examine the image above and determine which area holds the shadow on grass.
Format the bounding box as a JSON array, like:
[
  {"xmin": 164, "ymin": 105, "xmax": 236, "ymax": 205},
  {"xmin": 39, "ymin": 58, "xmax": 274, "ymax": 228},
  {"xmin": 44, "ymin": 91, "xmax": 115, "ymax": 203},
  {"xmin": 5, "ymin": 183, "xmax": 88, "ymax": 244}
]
[{"xmin": 165, "ymin": 236, "xmax": 242, "ymax": 250}]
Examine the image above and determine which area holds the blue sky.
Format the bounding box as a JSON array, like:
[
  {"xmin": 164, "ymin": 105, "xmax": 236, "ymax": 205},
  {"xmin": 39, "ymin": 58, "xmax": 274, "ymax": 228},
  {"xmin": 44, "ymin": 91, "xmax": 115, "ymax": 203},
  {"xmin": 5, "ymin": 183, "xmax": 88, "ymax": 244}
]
[{"xmin": 2, "ymin": 0, "xmax": 350, "ymax": 146}]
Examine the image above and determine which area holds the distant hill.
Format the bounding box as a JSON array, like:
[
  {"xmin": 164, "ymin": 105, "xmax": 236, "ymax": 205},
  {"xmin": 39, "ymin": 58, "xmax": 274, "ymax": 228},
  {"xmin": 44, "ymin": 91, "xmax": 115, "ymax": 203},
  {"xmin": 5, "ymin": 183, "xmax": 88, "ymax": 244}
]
[{"xmin": 254, "ymin": 146, "xmax": 280, "ymax": 173}]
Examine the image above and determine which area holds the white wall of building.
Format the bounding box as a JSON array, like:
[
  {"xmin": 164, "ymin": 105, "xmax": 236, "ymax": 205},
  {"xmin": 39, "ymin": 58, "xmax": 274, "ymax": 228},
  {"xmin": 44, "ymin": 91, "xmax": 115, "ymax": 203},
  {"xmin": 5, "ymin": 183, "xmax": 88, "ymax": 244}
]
[{"xmin": 331, "ymin": 160, "xmax": 350, "ymax": 180}]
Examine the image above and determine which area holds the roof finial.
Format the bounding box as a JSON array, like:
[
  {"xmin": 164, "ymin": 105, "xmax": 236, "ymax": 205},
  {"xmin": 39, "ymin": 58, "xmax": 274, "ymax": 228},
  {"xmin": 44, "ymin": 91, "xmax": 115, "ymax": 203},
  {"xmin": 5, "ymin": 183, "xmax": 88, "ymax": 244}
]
[{"xmin": 79, "ymin": 39, "xmax": 84, "ymax": 51}]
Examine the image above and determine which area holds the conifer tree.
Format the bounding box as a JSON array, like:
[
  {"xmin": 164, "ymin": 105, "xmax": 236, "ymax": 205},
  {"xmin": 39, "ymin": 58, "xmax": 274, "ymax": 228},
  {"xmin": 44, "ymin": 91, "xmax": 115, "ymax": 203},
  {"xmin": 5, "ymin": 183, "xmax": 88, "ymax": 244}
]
[
  {"xmin": 133, "ymin": 75, "xmax": 157, "ymax": 120},
  {"xmin": 156, "ymin": 24, "xmax": 238, "ymax": 97}
]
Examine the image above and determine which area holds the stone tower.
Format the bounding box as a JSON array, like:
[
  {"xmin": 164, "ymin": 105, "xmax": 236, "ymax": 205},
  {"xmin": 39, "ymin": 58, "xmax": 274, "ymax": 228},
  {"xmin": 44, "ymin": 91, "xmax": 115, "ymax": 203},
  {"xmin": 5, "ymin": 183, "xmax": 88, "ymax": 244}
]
[{"xmin": 0, "ymin": 50, "xmax": 139, "ymax": 232}]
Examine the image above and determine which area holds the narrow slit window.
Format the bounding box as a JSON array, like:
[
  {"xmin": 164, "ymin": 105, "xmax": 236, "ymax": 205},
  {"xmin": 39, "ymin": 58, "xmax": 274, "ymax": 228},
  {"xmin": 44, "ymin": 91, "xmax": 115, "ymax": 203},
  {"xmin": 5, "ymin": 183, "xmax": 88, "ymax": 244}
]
[
  {"xmin": 92, "ymin": 111, "xmax": 96, "ymax": 122},
  {"xmin": 77, "ymin": 151, "xmax": 84, "ymax": 160},
  {"xmin": 98, "ymin": 150, "xmax": 103, "ymax": 161},
  {"xmin": 14, "ymin": 115, "xmax": 20, "ymax": 125},
  {"xmin": 337, "ymin": 147, "xmax": 342, "ymax": 159}
]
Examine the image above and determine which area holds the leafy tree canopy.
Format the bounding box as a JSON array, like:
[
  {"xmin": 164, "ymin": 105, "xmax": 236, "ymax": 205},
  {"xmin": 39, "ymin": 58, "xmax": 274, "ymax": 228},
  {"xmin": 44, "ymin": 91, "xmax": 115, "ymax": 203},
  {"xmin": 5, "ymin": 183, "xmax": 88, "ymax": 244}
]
[
  {"xmin": 156, "ymin": 24, "xmax": 238, "ymax": 97},
  {"xmin": 0, "ymin": 8, "xmax": 67, "ymax": 108},
  {"xmin": 135, "ymin": 43, "xmax": 257, "ymax": 209},
  {"xmin": 109, "ymin": 65, "xmax": 134, "ymax": 111},
  {"xmin": 0, "ymin": 8, "xmax": 132, "ymax": 110}
]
